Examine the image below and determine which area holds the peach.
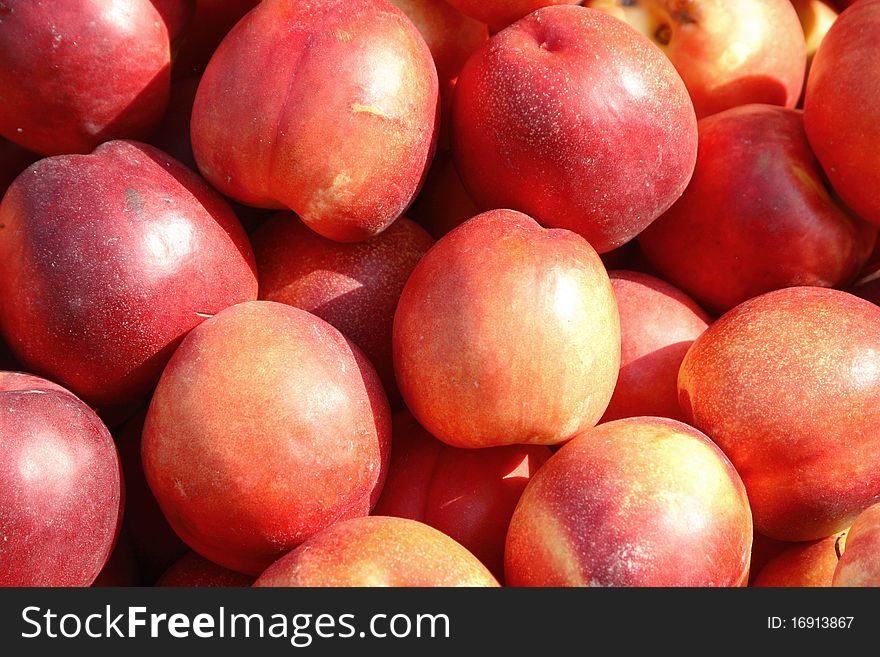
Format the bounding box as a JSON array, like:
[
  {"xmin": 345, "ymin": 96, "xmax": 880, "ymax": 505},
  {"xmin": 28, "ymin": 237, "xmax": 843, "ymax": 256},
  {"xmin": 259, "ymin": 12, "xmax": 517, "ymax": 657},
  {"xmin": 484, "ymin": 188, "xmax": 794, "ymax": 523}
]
[
  {"xmin": 191, "ymin": 0, "xmax": 439, "ymax": 242},
  {"xmin": 393, "ymin": 209, "xmax": 620, "ymax": 448},
  {"xmin": 679, "ymin": 287, "xmax": 880, "ymax": 541},
  {"xmin": 505, "ymin": 417, "xmax": 752, "ymax": 586},
  {"xmin": 601, "ymin": 271, "xmax": 710, "ymax": 423},
  {"xmin": 0, "ymin": 0, "xmax": 171, "ymax": 155},
  {"xmin": 0, "ymin": 140, "xmax": 258, "ymax": 411},
  {"xmin": 790, "ymin": 0, "xmax": 838, "ymax": 77},
  {"xmin": 586, "ymin": 0, "xmax": 806, "ymax": 118},
  {"xmin": 254, "ymin": 516, "xmax": 499, "ymax": 587},
  {"xmin": 387, "ymin": 1, "xmax": 487, "ymax": 90},
  {"xmin": 804, "ymin": 0, "xmax": 880, "ymax": 224},
  {"xmin": 639, "ymin": 104, "xmax": 875, "ymax": 315},
  {"xmin": 0, "ymin": 372, "xmax": 122, "ymax": 586},
  {"xmin": 451, "ymin": 5, "xmax": 697, "ymax": 253},
  {"xmin": 752, "ymin": 530, "xmax": 846, "ymax": 587},
  {"xmin": 142, "ymin": 301, "xmax": 391, "ymax": 575}
]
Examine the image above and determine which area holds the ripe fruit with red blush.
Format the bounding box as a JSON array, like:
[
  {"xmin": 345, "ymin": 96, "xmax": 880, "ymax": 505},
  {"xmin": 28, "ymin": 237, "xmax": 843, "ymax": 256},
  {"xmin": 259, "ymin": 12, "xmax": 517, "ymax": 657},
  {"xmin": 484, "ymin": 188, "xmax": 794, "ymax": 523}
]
[
  {"xmin": 586, "ymin": 0, "xmax": 806, "ymax": 118},
  {"xmin": 393, "ymin": 209, "xmax": 620, "ymax": 448},
  {"xmin": 372, "ymin": 411, "xmax": 552, "ymax": 578},
  {"xmin": 601, "ymin": 270, "xmax": 710, "ymax": 423},
  {"xmin": 679, "ymin": 287, "xmax": 880, "ymax": 541},
  {"xmin": 0, "ymin": 372, "xmax": 122, "ymax": 586},
  {"xmin": 0, "ymin": 0, "xmax": 171, "ymax": 155},
  {"xmin": 191, "ymin": 0, "xmax": 439, "ymax": 242},
  {"xmin": 639, "ymin": 104, "xmax": 875, "ymax": 314},
  {"xmin": 505, "ymin": 417, "xmax": 753, "ymax": 586},
  {"xmin": 142, "ymin": 301, "xmax": 391, "ymax": 575},
  {"xmin": 0, "ymin": 140, "xmax": 258, "ymax": 412},
  {"xmin": 252, "ymin": 213, "xmax": 434, "ymax": 406},
  {"xmin": 752, "ymin": 530, "xmax": 846, "ymax": 587},
  {"xmin": 804, "ymin": 0, "xmax": 880, "ymax": 225},
  {"xmin": 452, "ymin": 5, "xmax": 697, "ymax": 253},
  {"xmin": 253, "ymin": 516, "xmax": 499, "ymax": 587}
]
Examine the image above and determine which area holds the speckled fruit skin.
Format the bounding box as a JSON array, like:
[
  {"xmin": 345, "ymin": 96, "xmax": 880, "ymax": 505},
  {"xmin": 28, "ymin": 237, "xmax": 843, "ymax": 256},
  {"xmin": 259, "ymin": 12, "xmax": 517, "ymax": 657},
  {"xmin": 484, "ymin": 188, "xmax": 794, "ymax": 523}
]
[
  {"xmin": 451, "ymin": 5, "xmax": 698, "ymax": 254},
  {"xmin": 393, "ymin": 209, "xmax": 620, "ymax": 448},
  {"xmin": 0, "ymin": 140, "xmax": 258, "ymax": 412},
  {"xmin": 0, "ymin": 372, "xmax": 122, "ymax": 587},
  {"xmin": 191, "ymin": 0, "xmax": 439, "ymax": 243},
  {"xmin": 142, "ymin": 301, "xmax": 391, "ymax": 576},
  {"xmin": 586, "ymin": 0, "xmax": 806, "ymax": 118},
  {"xmin": 752, "ymin": 529, "xmax": 846, "ymax": 587},
  {"xmin": 253, "ymin": 516, "xmax": 500, "ymax": 587},
  {"xmin": 446, "ymin": 0, "xmax": 580, "ymax": 31},
  {"xmin": 833, "ymin": 503, "xmax": 880, "ymax": 586},
  {"xmin": 505, "ymin": 417, "xmax": 752, "ymax": 587},
  {"xmin": 639, "ymin": 105, "xmax": 875, "ymax": 315},
  {"xmin": 804, "ymin": 0, "xmax": 880, "ymax": 225},
  {"xmin": 0, "ymin": 0, "xmax": 171, "ymax": 156},
  {"xmin": 372, "ymin": 411, "xmax": 552, "ymax": 578},
  {"xmin": 679, "ymin": 287, "xmax": 880, "ymax": 542},
  {"xmin": 601, "ymin": 271, "xmax": 710, "ymax": 423},
  {"xmin": 156, "ymin": 552, "xmax": 255, "ymax": 587},
  {"xmin": 252, "ymin": 214, "xmax": 434, "ymax": 407}
]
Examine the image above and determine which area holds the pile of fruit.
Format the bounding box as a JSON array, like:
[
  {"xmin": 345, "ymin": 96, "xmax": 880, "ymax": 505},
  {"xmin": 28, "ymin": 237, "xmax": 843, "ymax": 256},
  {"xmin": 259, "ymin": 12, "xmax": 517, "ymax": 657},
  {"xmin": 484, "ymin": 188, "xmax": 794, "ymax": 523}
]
[{"xmin": 1, "ymin": 0, "xmax": 879, "ymax": 588}]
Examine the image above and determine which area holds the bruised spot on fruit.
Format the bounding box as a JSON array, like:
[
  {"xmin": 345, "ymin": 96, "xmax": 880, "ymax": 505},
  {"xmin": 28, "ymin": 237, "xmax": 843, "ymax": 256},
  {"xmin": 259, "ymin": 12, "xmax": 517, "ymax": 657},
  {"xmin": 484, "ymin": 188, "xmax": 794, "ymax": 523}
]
[{"xmin": 125, "ymin": 187, "xmax": 145, "ymax": 219}]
